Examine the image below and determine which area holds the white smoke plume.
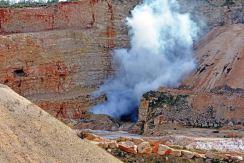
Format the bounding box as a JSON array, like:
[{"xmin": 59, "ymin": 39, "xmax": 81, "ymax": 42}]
[{"xmin": 91, "ymin": 0, "xmax": 199, "ymax": 121}]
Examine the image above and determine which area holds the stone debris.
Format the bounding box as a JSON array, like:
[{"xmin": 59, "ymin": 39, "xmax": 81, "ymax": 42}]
[{"xmin": 79, "ymin": 131, "xmax": 243, "ymax": 162}]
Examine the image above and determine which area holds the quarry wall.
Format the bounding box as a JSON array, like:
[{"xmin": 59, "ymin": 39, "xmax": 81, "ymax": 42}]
[{"xmin": 0, "ymin": 0, "xmax": 139, "ymax": 123}]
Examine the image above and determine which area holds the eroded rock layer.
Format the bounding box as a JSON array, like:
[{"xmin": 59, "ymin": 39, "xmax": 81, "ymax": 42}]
[{"xmin": 0, "ymin": 0, "xmax": 138, "ymax": 123}]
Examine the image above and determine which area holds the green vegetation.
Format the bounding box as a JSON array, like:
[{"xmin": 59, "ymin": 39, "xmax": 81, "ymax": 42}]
[
  {"xmin": 0, "ymin": 0, "xmax": 79, "ymax": 8},
  {"xmin": 0, "ymin": 0, "xmax": 58, "ymax": 8}
]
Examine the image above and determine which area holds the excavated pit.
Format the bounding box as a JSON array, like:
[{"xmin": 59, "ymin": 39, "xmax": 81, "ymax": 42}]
[
  {"xmin": 0, "ymin": 1, "xmax": 243, "ymax": 162},
  {"xmin": 0, "ymin": 0, "xmax": 243, "ymax": 131}
]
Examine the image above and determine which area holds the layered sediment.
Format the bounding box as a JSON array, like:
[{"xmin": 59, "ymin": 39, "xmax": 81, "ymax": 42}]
[{"xmin": 0, "ymin": 0, "xmax": 138, "ymax": 123}]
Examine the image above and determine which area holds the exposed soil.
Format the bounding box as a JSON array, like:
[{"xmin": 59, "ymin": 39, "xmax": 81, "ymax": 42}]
[{"xmin": 183, "ymin": 24, "xmax": 244, "ymax": 91}]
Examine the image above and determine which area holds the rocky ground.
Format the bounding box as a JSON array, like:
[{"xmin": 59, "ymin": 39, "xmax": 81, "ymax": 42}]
[{"xmin": 78, "ymin": 130, "xmax": 243, "ymax": 162}]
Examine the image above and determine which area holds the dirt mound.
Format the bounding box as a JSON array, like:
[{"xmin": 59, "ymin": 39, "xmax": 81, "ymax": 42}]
[
  {"xmin": 0, "ymin": 84, "xmax": 121, "ymax": 162},
  {"xmin": 183, "ymin": 24, "xmax": 244, "ymax": 91}
]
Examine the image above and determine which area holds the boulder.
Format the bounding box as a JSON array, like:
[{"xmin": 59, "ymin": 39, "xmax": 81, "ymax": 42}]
[
  {"xmin": 137, "ymin": 142, "xmax": 152, "ymax": 154},
  {"xmin": 118, "ymin": 141, "xmax": 137, "ymax": 154}
]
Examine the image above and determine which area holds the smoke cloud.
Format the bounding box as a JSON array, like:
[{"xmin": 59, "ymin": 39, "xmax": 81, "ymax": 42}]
[{"xmin": 91, "ymin": 0, "xmax": 199, "ymax": 121}]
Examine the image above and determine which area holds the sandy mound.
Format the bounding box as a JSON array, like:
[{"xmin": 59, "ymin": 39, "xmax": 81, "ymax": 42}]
[{"xmin": 0, "ymin": 84, "xmax": 121, "ymax": 163}]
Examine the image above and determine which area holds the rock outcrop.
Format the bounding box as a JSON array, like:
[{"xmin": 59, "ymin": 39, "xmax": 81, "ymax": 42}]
[
  {"xmin": 137, "ymin": 88, "xmax": 243, "ymax": 135},
  {"xmin": 0, "ymin": 84, "xmax": 121, "ymax": 162},
  {"xmin": 0, "ymin": 0, "xmax": 138, "ymax": 124}
]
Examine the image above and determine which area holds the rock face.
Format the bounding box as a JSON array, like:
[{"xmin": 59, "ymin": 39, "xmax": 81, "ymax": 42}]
[
  {"xmin": 139, "ymin": 89, "xmax": 243, "ymax": 130},
  {"xmin": 0, "ymin": 1, "xmax": 137, "ymax": 34},
  {"xmin": 0, "ymin": 84, "xmax": 121, "ymax": 162},
  {"xmin": 0, "ymin": 0, "xmax": 243, "ymax": 127},
  {"xmin": 136, "ymin": 24, "xmax": 244, "ymax": 135},
  {"xmin": 0, "ymin": 0, "xmax": 138, "ymax": 123}
]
